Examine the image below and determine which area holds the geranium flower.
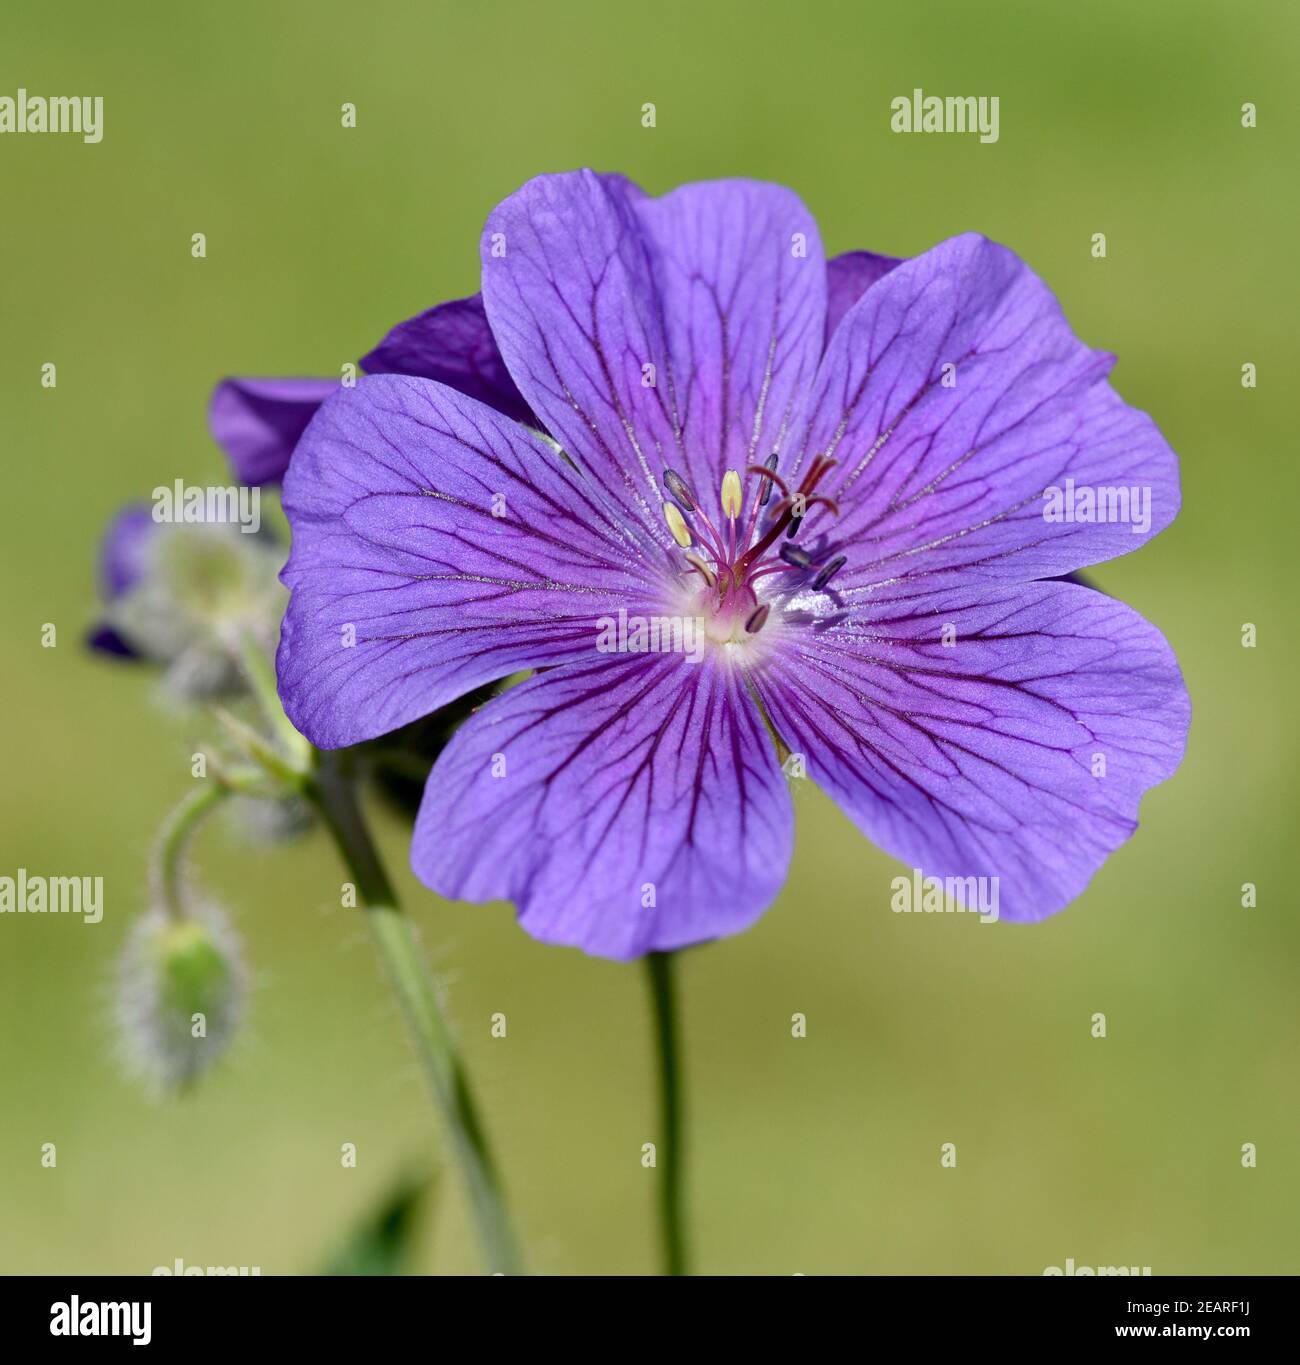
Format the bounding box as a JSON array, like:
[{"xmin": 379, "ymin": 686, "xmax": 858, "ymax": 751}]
[{"xmin": 275, "ymin": 170, "xmax": 1190, "ymax": 960}]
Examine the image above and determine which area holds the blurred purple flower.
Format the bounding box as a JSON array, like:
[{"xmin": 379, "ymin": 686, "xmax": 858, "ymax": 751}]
[
  {"xmin": 87, "ymin": 502, "xmax": 284, "ymax": 698},
  {"xmin": 275, "ymin": 170, "xmax": 1189, "ymax": 960},
  {"xmin": 87, "ymin": 503, "xmax": 158, "ymax": 656}
]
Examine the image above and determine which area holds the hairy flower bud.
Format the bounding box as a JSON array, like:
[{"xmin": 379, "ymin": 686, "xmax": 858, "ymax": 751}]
[{"xmin": 116, "ymin": 902, "xmax": 246, "ymax": 1096}]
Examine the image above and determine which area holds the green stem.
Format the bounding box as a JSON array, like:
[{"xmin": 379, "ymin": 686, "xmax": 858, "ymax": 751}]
[
  {"xmin": 311, "ymin": 758, "xmax": 523, "ymax": 1276},
  {"xmin": 234, "ymin": 632, "xmax": 312, "ymax": 772},
  {"xmin": 210, "ymin": 705, "xmax": 309, "ymax": 794},
  {"xmin": 645, "ymin": 951, "xmax": 689, "ymax": 1275},
  {"xmin": 153, "ymin": 783, "xmax": 229, "ymax": 920}
]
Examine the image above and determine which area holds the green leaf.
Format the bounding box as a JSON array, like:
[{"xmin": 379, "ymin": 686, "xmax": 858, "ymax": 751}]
[{"xmin": 319, "ymin": 1168, "xmax": 436, "ymax": 1276}]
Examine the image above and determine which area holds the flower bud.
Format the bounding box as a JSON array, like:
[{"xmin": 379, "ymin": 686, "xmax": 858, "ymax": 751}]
[{"xmin": 116, "ymin": 902, "xmax": 246, "ymax": 1096}]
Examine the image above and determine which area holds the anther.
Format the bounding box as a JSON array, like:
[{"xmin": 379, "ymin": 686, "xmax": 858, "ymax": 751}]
[
  {"xmin": 720, "ymin": 469, "xmax": 742, "ymax": 519},
  {"xmin": 664, "ymin": 501, "xmax": 692, "ymax": 548},
  {"xmin": 786, "ymin": 513, "xmax": 803, "ymax": 539},
  {"xmin": 812, "ymin": 554, "xmax": 846, "ymax": 590},
  {"xmin": 663, "ymin": 467, "xmax": 697, "ymax": 513},
  {"xmin": 745, "ymin": 604, "xmax": 770, "ymax": 635},
  {"xmin": 779, "ymin": 544, "xmax": 812, "ymax": 569},
  {"xmin": 684, "ymin": 551, "xmax": 716, "ymax": 588},
  {"xmin": 759, "ymin": 453, "xmax": 779, "ymax": 506}
]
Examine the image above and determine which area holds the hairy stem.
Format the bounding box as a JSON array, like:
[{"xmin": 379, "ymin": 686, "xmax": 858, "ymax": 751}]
[
  {"xmin": 311, "ymin": 758, "xmax": 523, "ymax": 1276},
  {"xmin": 234, "ymin": 631, "xmax": 312, "ymax": 773},
  {"xmin": 153, "ymin": 783, "xmax": 229, "ymax": 920},
  {"xmin": 645, "ymin": 951, "xmax": 689, "ymax": 1275}
]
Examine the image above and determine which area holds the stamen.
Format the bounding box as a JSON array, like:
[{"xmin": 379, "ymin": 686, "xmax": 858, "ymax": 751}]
[
  {"xmin": 735, "ymin": 454, "xmax": 839, "ymax": 577},
  {"xmin": 720, "ymin": 469, "xmax": 742, "ymax": 520},
  {"xmin": 759, "ymin": 453, "xmax": 780, "ymax": 506},
  {"xmin": 663, "ymin": 467, "xmax": 697, "ymax": 513},
  {"xmin": 684, "ymin": 551, "xmax": 716, "ymax": 588},
  {"xmin": 812, "ymin": 554, "xmax": 846, "ymax": 590},
  {"xmin": 659, "ymin": 444, "xmax": 850, "ymax": 648},
  {"xmin": 779, "ymin": 544, "xmax": 812, "ymax": 569},
  {"xmin": 747, "ymin": 563, "xmax": 806, "ymax": 584},
  {"xmin": 664, "ymin": 501, "xmax": 692, "ymax": 548},
  {"xmin": 787, "ymin": 493, "xmax": 841, "ymax": 539},
  {"xmin": 741, "ymin": 461, "xmax": 785, "ymax": 557}
]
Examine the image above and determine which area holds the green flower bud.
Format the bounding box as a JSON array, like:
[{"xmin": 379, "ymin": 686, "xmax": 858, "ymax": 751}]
[{"xmin": 116, "ymin": 903, "xmax": 246, "ymax": 1096}]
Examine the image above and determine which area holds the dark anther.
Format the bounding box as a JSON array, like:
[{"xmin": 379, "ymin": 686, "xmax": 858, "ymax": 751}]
[
  {"xmin": 662, "ymin": 467, "xmax": 697, "ymax": 513},
  {"xmin": 745, "ymin": 603, "xmax": 770, "ymax": 634},
  {"xmin": 812, "ymin": 555, "xmax": 846, "ymax": 591},
  {"xmin": 759, "ymin": 452, "xmax": 779, "ymax": 506},
  {"xmin": 779, "ymin": 544, "xmax": 812, "ymax": 569}
]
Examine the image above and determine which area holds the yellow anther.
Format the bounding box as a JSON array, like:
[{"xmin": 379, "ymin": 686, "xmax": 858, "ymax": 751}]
[
  {"xmin": 664, "ymin": 501, "xmax": 692, "ymax": 548},
  {"xmin": 684, "ymin": 552, "xmax": 716, "ymax": 588},
  {"xmin": 720, "ymin": 469, "xmax": 743, "ymax": 519}
]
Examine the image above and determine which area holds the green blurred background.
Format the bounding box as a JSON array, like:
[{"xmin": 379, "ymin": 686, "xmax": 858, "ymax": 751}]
[{"xmin": 2, "ymin": 0, "xmax": 1296, "ymax": 1275}]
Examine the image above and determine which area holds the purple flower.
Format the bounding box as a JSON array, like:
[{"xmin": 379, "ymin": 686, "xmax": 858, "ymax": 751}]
[
  {"xmin": 209, "ymin": 295, "xmax": 535, "ymax": 487},
  {"xmin": 87, "ymin": 503, "xmax": 159, "ymax": 656},
  {"xmin": 276, "ymin": 171, "xmax": 1190, "ymax": 960}
]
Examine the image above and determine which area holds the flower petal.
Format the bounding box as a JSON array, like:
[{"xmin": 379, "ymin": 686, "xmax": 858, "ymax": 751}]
[
  {"xmin": 481, "ymin": 170, "xmax": 826, "ymax": 537},
  {"xmin": 86, "ymin": 624, "xmax": 137, "ymax": 657},
  {"xmin": 213, "ymin": 300, "xmax": 537, "ymax": 487},
  {"xmin": 208, "ymin": 377, "xmax": 341, "ymax": 487},
  {"xmin": 825, "ymin": 249, "xmax": 903, "ymax": 343},
  {"xmin": 277, "ymin": 374, "xmax": 664, "ymax": 749},
  {"xmin": 751, "ymin": 580, "xmax": 1189, "ymax": 921},
  {"xmin": 412, "ymin": 653, "xmax": 793, "ymax": 959},
  {"xmin": 359, "ymin": 293, "xmax": 537, "ymax": 426},
  {"xmin": 785, "ymin": 233, "xmax": 1180, "ymax": 594},
  {"xmin": 97, "ymin": 503, "xmax": 158, "ymax": 599}
]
